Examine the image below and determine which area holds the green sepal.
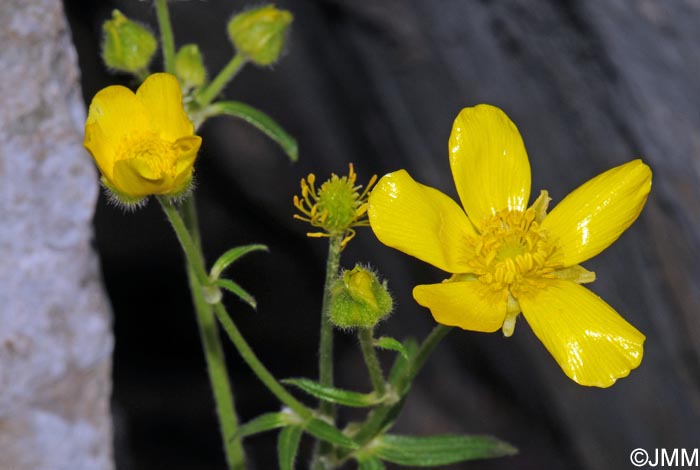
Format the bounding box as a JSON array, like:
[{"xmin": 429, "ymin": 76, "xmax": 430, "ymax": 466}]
[
  {"xmin": 207, "ymin": 101, "xmax": 298, "ymax": 161},
  {"xmin": 283, "ymin": 378, "xmax": 383, "ymax": 407},
  {"xmin": 215, "ymin": 278, "xmax": 256, "ymax": 310},
  {"xmin": 277, "ymin": 426, "xmax": 303, "ymax": 470},
  {"xmin": 357, "ymin": 457, "xmax": 386, "ymax": 470},
  {"xmin": 374, "ymin": 336, "xmax": 408, "ymax": 359},
  {"xmin": 304, "ymin": 417, "xmax": 358, "ymax": 450},
  {"xmin": 234, "ymin": 411, "xmax": 292, "ymax": 439},
  {"xmin": 373, "ymin": 434, "xmax": 517, "ymax": 466},
  {"xmin": 210, "ymin": 244, "xmax": 268, "ymax": 280}
]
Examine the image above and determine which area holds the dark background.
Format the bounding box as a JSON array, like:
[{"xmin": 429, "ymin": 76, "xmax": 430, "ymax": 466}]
[{"xmin": 64, "ymin": 1, "xmax": 700, "ymax": 469}]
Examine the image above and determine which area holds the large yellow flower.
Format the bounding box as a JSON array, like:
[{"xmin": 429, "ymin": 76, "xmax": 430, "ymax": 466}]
[
  {"xmin": 368, "ymin": 104, "xmax": 651, "ymax": 387},
  {"xmin": 84, "ymin": 73, "xmax": 201, "ymax": 203}
]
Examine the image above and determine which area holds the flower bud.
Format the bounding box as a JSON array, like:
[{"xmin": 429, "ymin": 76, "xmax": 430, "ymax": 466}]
[
  {"xmin": 175, "ymin": 44, "xmax": 207, "ymax": 90},
  {"xmin": 227, "ymin": 5, "xmax": 293, "ymax": 66},
  {"xmin": 329, "ymin": 266, "xmax": 393, "ymax": 329},
  {"xmin": 102, "ymin": 10, "xmax": 157, "ymax": 74}
]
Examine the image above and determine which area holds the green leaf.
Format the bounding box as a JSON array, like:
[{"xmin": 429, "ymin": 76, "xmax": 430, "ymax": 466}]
[
  {"xmin": 304, "ymin": 417, "xmax": 358, "ymax": 449},
  {"xmin": 278, "ymin": 426, "xmax": 303, "ymax": 470},
  {"xmin": 374, "ymin": 336, "xmax": 408, "ymax": 358},
  {"xmin": 209, "ymin": 101, "xmax": 298, "ymax": 161},
  {"xmin": 283, "ymin": 378, "xmax": 383, "ymax": 407},
  {"xmin": 235, "ymin": 412, "xmax": 292, "ymax": 439},
  {"xmin": 374, "ymin": 434, "xmax": 517, "ymax": 466},
  {"xmin": 387, "ymin": 338, "xmax": 418, "ymax": 385},
  {"xmin": 215, "ymin": 278, "xmax": 256, "ymax": 310},
  {"xmin": 357, "ymin": 457, "xmax": 386, "ymax": 470},
  {"xmin": 209, "ymin": 244, "xmax": 268, "ymax": 280}
]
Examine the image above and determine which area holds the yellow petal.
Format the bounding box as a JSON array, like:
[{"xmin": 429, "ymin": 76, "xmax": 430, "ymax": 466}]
[
  {"xmin": 136, "ymin": 73, "xmax": 194, "ymax": 141},
  {"xmin": 519, "ymin": 278, "xmax": 645, "ymax": 387},
  {"xmin": 541, "ymin": 160, "xmax": 651, "ymax": 266},
  {"xmin": 368, "ymin": 170, "xmax": 476, "ymax": 273},
  {"xmin": 84, "ymin": 85, "xmax": 151, "ymax": 179},
  {"xmin": 449, "ymin": 105, "xmax": 531, "ymax": 227},
  {"xmin": 112, "ymin": 158, "xmax": 167, "ymax": 197},
  {"xmin": 413, "ymin": 281, "xmax": 506, "ymax": 332},
  {"xmin": 169, "ymin": 135, "xmax": 202, "ymax": 194}
]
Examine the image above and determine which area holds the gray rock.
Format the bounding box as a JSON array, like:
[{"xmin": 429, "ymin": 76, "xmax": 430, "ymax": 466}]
[{"xmin": 0, "ymin": 1, "xmax": 113, "ymax": 469}]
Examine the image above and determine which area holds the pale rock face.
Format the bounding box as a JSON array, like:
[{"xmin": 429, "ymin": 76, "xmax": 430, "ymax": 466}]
[{"xmin": 0, "ymin": 1, "xmax": 114, "ymax": 469}]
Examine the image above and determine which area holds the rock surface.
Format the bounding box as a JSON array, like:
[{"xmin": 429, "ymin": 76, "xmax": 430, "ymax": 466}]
[{"xmin": 0, "ymin": 1, "xmax": 113, "ymax": 469}]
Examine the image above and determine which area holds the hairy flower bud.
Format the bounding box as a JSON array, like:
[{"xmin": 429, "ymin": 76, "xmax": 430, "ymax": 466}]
[
  {"xmin": 227, "ymin": 5, "xmax": 293, "ymax": 66},
  {"xmin": 102, "ymin": 10, "xmax": 157, "ymax": 74},
  {"xmin": 329, "ymin": 266, "xmax": 393, "ymax": 329},
  {"xmin": 175, "ymin": 44, "xmax": 207, "ymax": 90}
]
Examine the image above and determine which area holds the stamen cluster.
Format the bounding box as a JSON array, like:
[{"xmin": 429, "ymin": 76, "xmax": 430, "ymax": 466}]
[
  {"xmin": 467, "ymin": 207, "xmax": 559, "ymax": 296},
  {"xmin": 293, "ymin": 164, "xmax": 377, "ymax": 248}
]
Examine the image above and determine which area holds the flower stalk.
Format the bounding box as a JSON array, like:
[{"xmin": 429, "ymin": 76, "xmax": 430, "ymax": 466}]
[
  {"xmin": 358, "ymin": 328, "xmax": 386, "ymax": 396},
  {"xmin": 195, "ymin": 53, "xmax": 247, "ymax": 107},
  {"xmin": 319, "ymin": 234, "xmax": 343, "ymax": 415},
  {"xmin": 154, "ymin": 0, "xmax": 176, "ymax": 74},
  {"xmin": 158, "ymin": 198, "xmax": 314, "ymax": 418}
]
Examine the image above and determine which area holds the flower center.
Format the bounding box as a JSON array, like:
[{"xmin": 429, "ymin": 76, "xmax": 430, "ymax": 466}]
[
  {"xmin": 117, "ymin": 132, "xmax": 177, "ymax": 180},
  {"xmin": 466, "ymin": 207, "xmax": 560, "ymax": 297}
]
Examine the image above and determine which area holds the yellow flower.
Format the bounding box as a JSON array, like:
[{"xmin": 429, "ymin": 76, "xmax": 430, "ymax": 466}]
[
  {"xmin": 293, "ymin": 163, "xmax": 377, "ymax": 248},
  {"xmin": 84, "ymin": 73, "xmax": 202, "ymax": 204},
  {"xmin": 368, "ymin": 104, "xmax": 651, "ymax": 387}
]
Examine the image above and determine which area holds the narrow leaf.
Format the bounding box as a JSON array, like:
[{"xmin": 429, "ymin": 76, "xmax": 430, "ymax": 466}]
[
  {"xmin": 374, "ymin": 336, "xmax": 408, "ymax": 358},
  {"xmin": 387, "ymin": 338, "xmax": 418, "ymax": 385},
  {"xmin": 210, "ymin": 101, "xmax": 298, "ymax": 161},
  {"xmin": 210, "ymin": 244, "xmax": 268, "ymax": 280},
  {"xmin": 357, "ymin": 457, "xmax": 386, "ymax": 470},
  {"xmin": 278, "ymin": 426, "xmax": 303, "ymax": 470},
  {"xmin": 374, "ymin": 434, "xmax": 517, "ymax": 466},
  {"xmin": 235, "ymin": 412, "xmax": 291, "ymax": 439},
  {"xmin": 304, "ymin": 418, "xmax": 358, "ymax": 449},
  {"xmin": 216, "ymin": 278, "xmax": 256, "ymax": 310},
  {"xmin": 283, "ymin": 378, "xmax": 382, "ymax": 407}
]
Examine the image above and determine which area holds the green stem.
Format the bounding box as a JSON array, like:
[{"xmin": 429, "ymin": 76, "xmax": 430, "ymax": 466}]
[
  {"xmin": 396, "ymin": 324, "xmax": 452, "ymax": 391},
  {"xmin": 358, "ymin": 328, "xmax": 385, "ymax": 396},
  {"xmin": 154, "ymin": 0, "xmax": 176, "ymax": 74},
  {"xmin": 212, "ymin": 302, "xmax": 311, "ymax": 418},
  {"xmin": 342, "ymin": 324, "xmax": 452, "ymax": 460},
  {"xmin": 195, "ymin": 53, "xmax": 247, "ymax": 107},
  {"xmin": 158, "ymin": 197, "xmax": 314, "ymax": 419},
  {"xmin": 318, "ymin": 235, "xmax": 343, "ymax": 418},
  {"xmin": 187, "ymin": 264, "xmax": 246, "ymax": 470},
  {"xmin": 159, "ymin": 197, "xmax": 245, "ymax": 470},
  {"xmin": 312, "ymin": 234, "xmax": 343, "ymax": 470}
]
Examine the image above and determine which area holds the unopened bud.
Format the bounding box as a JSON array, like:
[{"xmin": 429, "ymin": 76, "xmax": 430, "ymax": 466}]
[
  {"xmin": 102, "ymin": 10, "xmax": 157, "ymax": 74},
  {"xmin": 329, "ymin": 266, "xmax": 393, "ymax": 329},
  {"xmin": 227, "ymin": 5, "xmax": 293, "ymax": 66},
  {"xmin": 175, "ymin": 44, "xmax": 207, "ymax": 89}
]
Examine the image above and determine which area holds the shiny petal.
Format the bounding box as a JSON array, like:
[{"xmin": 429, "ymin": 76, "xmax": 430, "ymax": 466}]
[
  {"xmin": 368, "ymin": 170, "xmax": 477, "ymax": 273},
  {"xmin": 449, "ymin": 104, "xmax": 531, "ymax": 227},
  {"xmin": 541, "ymin": 160, "xmax": 651, "ymax": 266},
  {"xmin": 113, "ymin": 158, "xmax": 166, "ymax": 197},
  {"xmin": 136, "ymin": 73, "xmax": 194, "ymax": 141},
  {"xmin": 169, "ymin": 135, "xmax": 202, "ymax": 193},
  {"xmin": 413, "ymin": 281, "xmax": 507, "ymax": 332},
  {"xmin": 84, "ymin": 85, "xmax": 151, "ymax": 179},
  {"xmin": 519, "ymin": 278, "xmax": 645, "ymax": 387}
]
